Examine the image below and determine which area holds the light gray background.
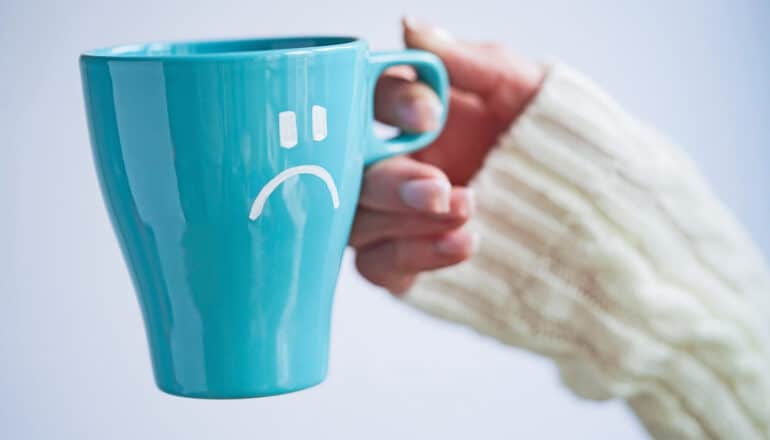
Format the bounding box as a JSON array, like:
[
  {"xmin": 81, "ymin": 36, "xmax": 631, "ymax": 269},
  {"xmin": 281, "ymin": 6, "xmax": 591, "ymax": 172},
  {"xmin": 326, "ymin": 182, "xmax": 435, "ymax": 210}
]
[{"xmin": 2, "ymin": 1, "xmax": 769, "ymax": 439}]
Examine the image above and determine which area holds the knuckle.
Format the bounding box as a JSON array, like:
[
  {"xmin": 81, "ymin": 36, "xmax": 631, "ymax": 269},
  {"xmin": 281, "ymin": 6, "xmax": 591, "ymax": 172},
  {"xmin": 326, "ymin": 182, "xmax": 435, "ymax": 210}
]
[
  {"xmin": 348, "ymin": 230, "xmax": 364, "ymax": 249},
  {"xmin": 363, "ymin": 158, "xmax": 389, "ymax": 177},
  {"xmin": 407, "ymin": 79, "xmax": 435, "ymax": 96},
  {"xmin": 366, "ymin": 155, "xmax": 409, "ymax": 177},
  {"xmin": 348, "ymin": 214, "xmax": 368, "ymax": 248}
]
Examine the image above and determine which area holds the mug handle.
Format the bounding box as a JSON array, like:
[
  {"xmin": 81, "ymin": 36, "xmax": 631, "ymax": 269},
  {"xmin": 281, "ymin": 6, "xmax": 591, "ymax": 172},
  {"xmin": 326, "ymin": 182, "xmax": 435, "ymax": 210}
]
[{"xmin": 365, "ymin": 50, "xmax": 449, "ymax": 164}]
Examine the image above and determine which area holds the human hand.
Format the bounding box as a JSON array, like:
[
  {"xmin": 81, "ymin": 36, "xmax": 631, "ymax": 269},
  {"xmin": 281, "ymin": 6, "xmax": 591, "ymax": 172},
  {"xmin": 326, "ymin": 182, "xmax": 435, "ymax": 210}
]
[{"xmin": 351, "ymin": 18, "xmax": 545, "ymax": 293}]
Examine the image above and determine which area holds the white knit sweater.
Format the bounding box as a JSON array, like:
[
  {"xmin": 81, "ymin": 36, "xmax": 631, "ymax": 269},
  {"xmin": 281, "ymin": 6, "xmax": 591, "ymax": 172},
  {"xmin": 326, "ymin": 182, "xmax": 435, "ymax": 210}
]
[{"xmin": 406, "ymin": 64, "xmax": 770, "ymax": 440}]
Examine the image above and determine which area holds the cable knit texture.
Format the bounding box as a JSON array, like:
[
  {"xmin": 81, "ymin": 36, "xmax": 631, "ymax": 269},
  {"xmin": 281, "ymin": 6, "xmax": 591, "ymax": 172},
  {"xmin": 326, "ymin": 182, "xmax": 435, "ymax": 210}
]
[{"xmin": 405, "ymin": 64, "xmax": 770, "ymax": 440}]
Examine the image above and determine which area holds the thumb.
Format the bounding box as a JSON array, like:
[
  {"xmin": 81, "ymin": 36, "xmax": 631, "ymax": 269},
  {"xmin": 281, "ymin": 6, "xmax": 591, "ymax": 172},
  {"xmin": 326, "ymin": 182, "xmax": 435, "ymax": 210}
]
[
  {"xmin": 402, "ymin": 17, "xmax": 544, "ymax": 121},
  {"xmin": 403, "ymin": 16, "xmax": 503, "ymax": 97}
]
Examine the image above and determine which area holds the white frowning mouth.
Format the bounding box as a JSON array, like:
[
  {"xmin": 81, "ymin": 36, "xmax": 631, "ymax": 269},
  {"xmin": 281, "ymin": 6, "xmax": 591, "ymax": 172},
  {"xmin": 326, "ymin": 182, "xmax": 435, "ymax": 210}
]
[{"xmin": 248, "ymin": 165, "xmax": 340, "ymax": 221}]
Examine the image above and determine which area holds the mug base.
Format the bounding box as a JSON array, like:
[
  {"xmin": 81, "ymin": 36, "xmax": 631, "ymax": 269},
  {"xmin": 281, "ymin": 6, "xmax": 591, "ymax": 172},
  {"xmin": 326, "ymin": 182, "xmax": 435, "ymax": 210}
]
[{"xmin": 156, "ymin": 377, "xmax": 325, "ymax": 399}]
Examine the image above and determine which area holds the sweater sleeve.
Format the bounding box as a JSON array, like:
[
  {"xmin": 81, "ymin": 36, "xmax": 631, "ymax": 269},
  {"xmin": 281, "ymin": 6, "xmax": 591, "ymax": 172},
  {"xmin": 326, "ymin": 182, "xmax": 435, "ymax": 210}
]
[{"xmin": 404, "ymin": 63, "xmax": 770, "ymax": 440}]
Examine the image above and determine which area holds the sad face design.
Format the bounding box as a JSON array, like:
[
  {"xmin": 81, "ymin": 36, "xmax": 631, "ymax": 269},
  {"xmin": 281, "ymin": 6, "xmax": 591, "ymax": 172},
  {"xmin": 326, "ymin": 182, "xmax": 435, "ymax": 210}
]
[{"xmin": 248, "ymin": 105, "xmax": 340, "ymax": 221}]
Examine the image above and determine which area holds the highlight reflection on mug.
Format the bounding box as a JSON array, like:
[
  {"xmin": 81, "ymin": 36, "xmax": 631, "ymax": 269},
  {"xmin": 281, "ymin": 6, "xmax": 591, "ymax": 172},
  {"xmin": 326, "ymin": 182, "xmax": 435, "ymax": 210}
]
[{"xmin": 249, "ymin": 105, "xmax": 341, "ymax": 221}]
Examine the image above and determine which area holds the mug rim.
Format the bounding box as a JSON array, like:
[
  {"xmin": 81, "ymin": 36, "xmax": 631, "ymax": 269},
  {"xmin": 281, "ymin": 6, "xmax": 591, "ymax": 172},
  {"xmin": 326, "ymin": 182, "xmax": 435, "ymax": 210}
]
[{"xmin": 80, "ymin": 35, "xmax": 363, "ymax": 62}]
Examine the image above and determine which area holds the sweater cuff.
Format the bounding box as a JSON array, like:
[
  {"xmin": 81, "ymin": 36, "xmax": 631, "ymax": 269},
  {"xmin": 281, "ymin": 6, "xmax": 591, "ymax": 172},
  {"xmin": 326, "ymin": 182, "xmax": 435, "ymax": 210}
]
[{"xmin": 405, "ymin": 63, "xmax": 770, "ymax": 439}]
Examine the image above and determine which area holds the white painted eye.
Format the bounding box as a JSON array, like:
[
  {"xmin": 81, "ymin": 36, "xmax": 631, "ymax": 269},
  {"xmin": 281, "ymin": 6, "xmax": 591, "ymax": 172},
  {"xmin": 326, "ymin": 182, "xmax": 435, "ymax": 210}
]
[
  {"xmin": 312, "ymin": 105, "xmax": 327, "ymax": 141},
  {"xmin": 278, "ymin": 111, "xmax": 297, "ymax": 148}
]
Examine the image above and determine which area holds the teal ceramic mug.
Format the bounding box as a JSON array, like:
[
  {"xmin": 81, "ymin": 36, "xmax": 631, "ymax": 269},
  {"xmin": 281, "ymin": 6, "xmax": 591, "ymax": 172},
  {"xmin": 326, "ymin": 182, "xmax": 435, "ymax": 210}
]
[{"xmin": 80, "ymin": 36, "xmax": 448, "ymax": 398}]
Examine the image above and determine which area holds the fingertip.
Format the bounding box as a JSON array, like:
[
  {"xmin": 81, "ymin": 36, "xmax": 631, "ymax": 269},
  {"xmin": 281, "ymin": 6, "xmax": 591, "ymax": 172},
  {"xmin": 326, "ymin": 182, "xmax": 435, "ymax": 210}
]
[
  {"xmin": 399, "ymin": 178, "xmax": 451, "ymax": 213},
  {"xmin": 401, "ymin": 17, "xmax": 532, "ymax": 101},
  {"xmin": 435, "ymin": 228, "xmax": 480, "ymax": 259},
  {"xmin": 402, "ymin": 16, "xmax": 455, "ymax": 50},
  {"xmin": 402, "ymin": 15, "xmax": 417, "ymax": 35},
  {"xmin": 447, "ymin": 187, "xmax": 475, "ymax": 219}
]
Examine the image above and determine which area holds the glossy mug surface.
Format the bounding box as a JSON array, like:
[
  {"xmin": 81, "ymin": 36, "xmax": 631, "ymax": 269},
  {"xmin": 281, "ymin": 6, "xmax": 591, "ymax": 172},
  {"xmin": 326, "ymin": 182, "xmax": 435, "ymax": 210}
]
[{"xmin": 80, "ymin": 36, "xmax": 448, "ymax": 398}]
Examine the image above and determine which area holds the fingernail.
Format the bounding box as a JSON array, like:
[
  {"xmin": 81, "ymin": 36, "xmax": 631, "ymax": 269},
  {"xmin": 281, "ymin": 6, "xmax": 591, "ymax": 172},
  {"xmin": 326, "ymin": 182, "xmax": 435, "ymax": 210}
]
[
  {"xmin": 400, "ymin": 178, "xmax": 451, "ymax": 213},
  {"xmin": 396, "ymin": 96, "xmax": 442, "ymax": 132},
  {"xmin": 436, "ymin": 230, "xmax": 480, "ymax": 255},
  {"xmin": 403, "ymin": 16, "xmax": 455, "ymax": 47},
  {"xmin": 460, "ymin": 188, "xmax": 476, "ymax": 217}
]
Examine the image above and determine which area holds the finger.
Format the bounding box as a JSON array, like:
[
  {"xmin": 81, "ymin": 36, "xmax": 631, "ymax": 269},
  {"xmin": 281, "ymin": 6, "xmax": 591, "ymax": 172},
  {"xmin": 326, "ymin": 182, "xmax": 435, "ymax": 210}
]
[
  {"xmin": 372, "ymin": 273, "xmax": 417, "ymax": 296},
  {"xmin": 402, "ymin": 16, "xmax": 543, "ymax": 122},
  {"xmin": 403, "ymin": 16, "xmax": 503, "ymax": 96},
  {"xmin": 355, "ymin": 228, "xmax": 479, "ymax": 294},
  {"xmin": 349, "ymin": 187, "xmax": 474, "ymax": 248},
  {"xmin": 360, "ymin": 155, "xmax": 454, "ymax": 214},
  {"xmin": 410, "ymin": 88, "xmax": 502, "ymax": 184},
  {"xmin": 374, "ymin": 73, "xmax": 442, "ymax": 133},
  {"xmin": 383, "ymin": 65, "xmax": 416, "ymax": 81}
]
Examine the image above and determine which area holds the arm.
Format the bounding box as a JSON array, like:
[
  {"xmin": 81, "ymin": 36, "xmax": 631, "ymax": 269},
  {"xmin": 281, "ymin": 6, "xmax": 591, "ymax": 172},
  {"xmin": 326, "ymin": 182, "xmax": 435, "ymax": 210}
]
[
  {"xmin": 406, "ymin": 63, "xmax": 770, "ymax": 440},
  {"xmin": 358, "ymin": 18, "xmax": 770, "ymax": 439}
]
